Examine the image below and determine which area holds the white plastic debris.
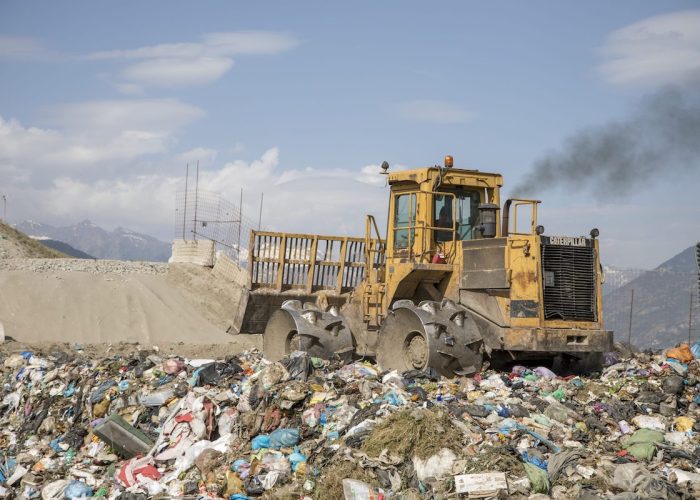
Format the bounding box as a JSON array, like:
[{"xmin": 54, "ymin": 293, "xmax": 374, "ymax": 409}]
[{"xmin": 454, "ymin": 472, "xmax": 508, "ymax": 495}]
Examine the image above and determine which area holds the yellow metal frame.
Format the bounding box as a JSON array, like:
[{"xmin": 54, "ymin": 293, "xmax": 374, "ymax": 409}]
[
  {"xmin": 248, "ymin": 230, "xmax": 376, "ymax": 294},
  {"xmin": 508, "ymin": 198, "xmax": 540, "ymax": 235}
]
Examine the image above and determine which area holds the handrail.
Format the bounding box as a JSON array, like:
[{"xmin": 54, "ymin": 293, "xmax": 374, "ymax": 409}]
[
  {"xmin": 502, "ymin": 198, "xmax": 540, "ymax": 236},
  {"xmin": 364, "ymin": 215, "xmax": 386, "ymax": 284}
]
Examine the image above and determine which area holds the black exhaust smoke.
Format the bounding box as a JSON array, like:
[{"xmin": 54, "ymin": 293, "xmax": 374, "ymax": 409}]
[{"xmin": 513, "ymin": 85, "xmax": 700, "ymax": 197}]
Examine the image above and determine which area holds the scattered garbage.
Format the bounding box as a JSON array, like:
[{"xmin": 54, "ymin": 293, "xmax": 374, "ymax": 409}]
[
  {"xmin": 1, "ymin": 342, "xmax": 700, "ymax": 498},
  {"xmin": 455, "ymin": 472, "xmax": 509, "ymax": 495}
]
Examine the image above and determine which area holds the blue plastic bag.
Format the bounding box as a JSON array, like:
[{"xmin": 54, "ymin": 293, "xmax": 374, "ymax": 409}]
[
  {"xmin": 288, "ymin": 447, "xmax": 307, "ymax": 471},
  {"xmin": 269, "ymin": 428, "xmax": 300, "ymax": 449},
  {"xmin": 521, "ymin": 451, "xmax": 548, "ymax": 470},
  {"xmin": 691, "ymin": 343, "xmax": 700, "ymax": 359},
  {"xmin": 251, "ymin": 434, "xmax": 270, "ymax": 450},
  {"xmin": 64, "ymin": 480, "xmax": 92, "ymax": 498}
]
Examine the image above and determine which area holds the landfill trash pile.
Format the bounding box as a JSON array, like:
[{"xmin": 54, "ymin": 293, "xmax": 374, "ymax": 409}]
[{"xmin": 2, "ymin": 343, "xmax": 700, "ymax": 499}]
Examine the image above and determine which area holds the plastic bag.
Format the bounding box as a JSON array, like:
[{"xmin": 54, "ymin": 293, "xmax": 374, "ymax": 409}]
[
  {"xmin": 259, "ymin": 363, "xmax": 290, "ymax": 389},
  {"xmin": 667, "ymin": 344, "xmax": 693, "ymax": 363},
  {"xmin": 251, "ymin": 434, "xmax": 270, "ymax": 450},
  {"xmin": 163, "ymin": 359, "xmax": 186, "ymax": 374},
  {"xmin": 269, "ymin": 428, "xmax": 300, "ymax": 449},
  {"xmin": 412, "ymin": 448, "xmax": 457, "ymax": 481},
  {"xmin": 623, "ymin": 429, "xmax": 664, "ymax": 461},
  {"xmin": 524, "ymin": 463, "xmax": 550, "ymax": 494},
  {"xmin": 674, "ymin": 416, "xmax": 695, "ymax": 432},
  {"xmin": 534, "ymin": 366, "xmax": 557, "ymax": 379},
  {"xmin": 280, "ymin": 351, "xmax": 312, "ymax": 381},
  {"xmin": 631, "ymin": 415, "xmax": 665, "ymax": 431},
  {"xmin": 89, "ymin": 380, "xmax": 116, "ymax": 404},
  {"xmin": 63, "ymin": 480, "xmax": 92, "ymax": 498},
  {"xmin": 197, "ymin": 360, "xmax": 242, "ymax": 386},
  {"xmin": 691, "ymin": 343, "xmax": 700, "ymax": 359},
  {"xmin": 289, "ymin": 448, "xmax": 307, "ymax": 472},
  {"xmin": 41, "ymin": 479, "xmax": 69, "ymax": 499},
  {"xmin": 342, "ymin": 479, "xmax": 384, "ymax": 500}
]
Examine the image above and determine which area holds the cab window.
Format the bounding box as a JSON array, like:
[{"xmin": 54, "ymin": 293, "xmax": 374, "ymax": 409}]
[
  {"xmin": 434, "ymin": 190, "xmax": 480, "ymax": 242},
  {"xmin": 394, "ymin": 193, "xmax": 416, "ymax": 249}
]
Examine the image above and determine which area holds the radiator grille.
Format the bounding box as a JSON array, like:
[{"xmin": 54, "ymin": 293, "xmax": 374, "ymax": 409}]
[{"xmin": 541, "ymin": 241, "xmax": 597, "ymax": 321}]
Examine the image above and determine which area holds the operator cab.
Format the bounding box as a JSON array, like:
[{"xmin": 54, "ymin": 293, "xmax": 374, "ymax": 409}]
[
  {"xmin": 386, "ymin": 156, "xmax": 503, "ymax": 263},
  {"xmin": 434, "ymin": 188, "xmax": 481, "ymax": 242}
]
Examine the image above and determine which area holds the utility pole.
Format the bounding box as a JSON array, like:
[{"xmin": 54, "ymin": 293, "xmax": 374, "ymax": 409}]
[
  {"xmin": 193, "ymin": 160, "xmax": 199, "ymax": 241},
  {"xmin": 1, "ymin": 194, "xmax": 6, "ymax": 222},
  {"xmin": 182, "ymin": 164, "xmax": 189, "ymax": 240},
  {"xmin": 236, "ymin": 188, "xmax": 243, "ymax": 264},
  {"xmin": 627, "ymin": 288, "xmax": 635, "ymax": 347},
  {"xmin": 258, "ymin": 192, "xmax": 264, "ymax": 231}
]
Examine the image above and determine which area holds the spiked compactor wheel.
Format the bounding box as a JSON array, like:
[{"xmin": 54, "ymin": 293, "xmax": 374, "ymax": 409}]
[
  {"xmin": 377, "ymin": 299, "xmax": 484, "ymax": 377},
  {"xmin": 263, "ymin": 300, "xmax": 354, "ymax": 362}
]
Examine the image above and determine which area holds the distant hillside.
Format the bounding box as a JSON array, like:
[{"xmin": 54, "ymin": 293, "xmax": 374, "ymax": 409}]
[
  {"xmin": 602, "ymin": 265, "xmax": 645, "ymax": 296},
  {"xmin": 17, "ymin": 220, "xmax": 171, "ymax": 262},
  {"xmin": 603, "ymin": 245, "xmax": 699, "ymax": 349},
  {"xmin": 30, "ymin": 237, "xmax": 94, "ymax": 259},
  {"xmin": 0, "ymin": 221, "xmax": 66, "ymax": 259}
]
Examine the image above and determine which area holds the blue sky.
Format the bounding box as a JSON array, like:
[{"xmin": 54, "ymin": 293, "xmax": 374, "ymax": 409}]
[{"xmin": 1, "ymin": 1, "xmax": 699, "ymax": 267}]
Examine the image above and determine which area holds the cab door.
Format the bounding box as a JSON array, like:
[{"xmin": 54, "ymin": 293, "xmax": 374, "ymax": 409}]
[{"xmin": 387, "ymin": 191, "xmax": 417, "ymax": 262}]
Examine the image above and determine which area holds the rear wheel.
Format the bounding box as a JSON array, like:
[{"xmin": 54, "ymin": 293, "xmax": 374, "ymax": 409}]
[
  {"xmin": 377, "ymin": 308, "xmax": 431, "ymax": 372},
  {"xmin": 377, "ymin": 301, "xmax": 484, "ymax": 377}
]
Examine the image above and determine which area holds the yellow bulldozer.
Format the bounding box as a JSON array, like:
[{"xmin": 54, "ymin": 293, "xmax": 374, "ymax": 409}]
[{"xmin": 234, "ymin": 156, "xmax": 612, "ymax": 376}]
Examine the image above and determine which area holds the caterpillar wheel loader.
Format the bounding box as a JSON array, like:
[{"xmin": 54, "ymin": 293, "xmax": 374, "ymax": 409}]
[{"xmin": 234, "ymin": 156, "xmax": 613, "ymax": 376}]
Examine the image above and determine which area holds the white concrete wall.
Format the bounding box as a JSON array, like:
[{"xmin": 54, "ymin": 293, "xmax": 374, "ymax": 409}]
[
  {"xmin": 169, "ymin": 239, "xmax": 216, "ymax": 267},
  {"xmin": 212, "ymin": 252, "xmax": 249, "ymax": 288}
]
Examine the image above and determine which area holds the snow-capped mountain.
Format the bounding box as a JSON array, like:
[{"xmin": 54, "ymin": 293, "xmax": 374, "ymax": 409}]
[{"xmin": 17, "ymin": 220, "xmax": 171, "ymax": 262}]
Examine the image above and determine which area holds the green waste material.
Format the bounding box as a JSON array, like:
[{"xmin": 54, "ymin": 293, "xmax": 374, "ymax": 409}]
[
  {"xmin": 623, "ymin": 429, "xmax": 664, "ymax": 446},
  {"xmin": 550, "ymin": 388, "xmax": 567, "ymax": 401},
  {"xmin": 622, "ymin": 429, "xmax": 664, "ymax": 461},
  {"xmin": 626, "ymin": 442, "xmax": 657, "ymax": 461},
  {"xmin": 524, "ymin": 462, "xmax": 550, "ymax": 494}
]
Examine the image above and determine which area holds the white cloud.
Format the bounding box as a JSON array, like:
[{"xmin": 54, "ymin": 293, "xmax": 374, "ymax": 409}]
[
  {"xmin": 394, "ymin": 99, "xmax": 473, "ymax": 124},
  {"xmin": 175, "ymin": 147, "xmax": 218, "ymax": 165},
  {"xmin": 1, "ymin": 101, "xmax": 393, "ymax": 240},
  {"xmin": 122, "ymin": 56, "xmax": 234, "ymax": 87},
  {"xmin": 0, "ymin": 35, "xmax": 49, "ymax": 60},
  {"xmin": 87, "ymin": 31, "xmax": 298, "ymax": 60},
  {"xmin": 86, "ymin": 31, "xmax": 298, "ymax": 88},
  {"xmin": 0, "ymin": 99, "xmax": 203, "ymax": 182},
  {"xmin": 114, "ymin": 82, "xmax": 145, "ymax": 96},
  {"xmin": 5, "ymin": 146, "xmax": 394, "ymax": 240},
  {"xmin": 44, "ymin": 99, "xmax": 203, "ymax": 133},
  {"xmin": 600, "ymin": 10, "xmax": 700, "ymax": 86}
]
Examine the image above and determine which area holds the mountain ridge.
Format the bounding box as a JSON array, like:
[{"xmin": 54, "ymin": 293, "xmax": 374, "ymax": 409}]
[{"xmin": 16, "ymin": 220, "xmax": 171, "ymax": 262}]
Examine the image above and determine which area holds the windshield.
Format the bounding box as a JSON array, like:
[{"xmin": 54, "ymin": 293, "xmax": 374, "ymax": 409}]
[{"xmin": 434, "ymin": 189, "xmax": 480, "ymax": 242}]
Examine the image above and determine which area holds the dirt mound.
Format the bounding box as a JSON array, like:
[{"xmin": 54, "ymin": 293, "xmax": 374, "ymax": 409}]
[
  {"xmin": 0, "ymin": 221, "xmax": 66, "ymax": 259},
  {"xmin": 0, "ymin": 258, "xmax": 257, "ymax": 348}
]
